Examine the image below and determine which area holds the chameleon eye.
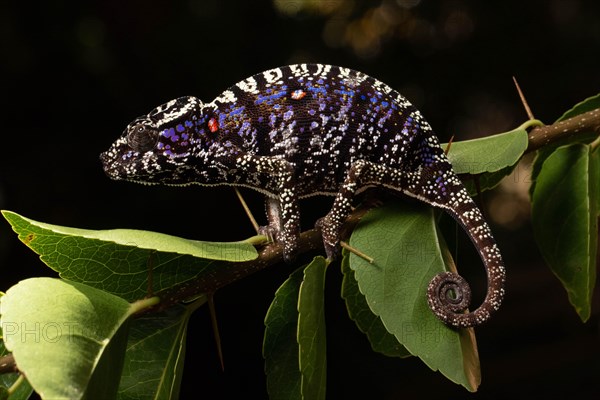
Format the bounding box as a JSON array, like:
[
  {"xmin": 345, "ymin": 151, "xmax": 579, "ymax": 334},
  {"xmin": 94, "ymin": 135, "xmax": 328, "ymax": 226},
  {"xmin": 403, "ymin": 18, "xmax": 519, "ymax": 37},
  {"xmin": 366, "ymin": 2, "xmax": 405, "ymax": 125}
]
[{"xmin": 127, "ymin": 124, "xmax": 158, "ymax": 152}]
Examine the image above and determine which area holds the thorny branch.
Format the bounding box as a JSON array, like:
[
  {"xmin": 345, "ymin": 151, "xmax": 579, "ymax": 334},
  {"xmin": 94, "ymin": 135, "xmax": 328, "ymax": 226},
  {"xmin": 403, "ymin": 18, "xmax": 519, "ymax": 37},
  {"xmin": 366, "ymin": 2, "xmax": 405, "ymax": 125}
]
[{"xmin": 526, "ymin": 107, "xmax": 600, "ymax": 152}]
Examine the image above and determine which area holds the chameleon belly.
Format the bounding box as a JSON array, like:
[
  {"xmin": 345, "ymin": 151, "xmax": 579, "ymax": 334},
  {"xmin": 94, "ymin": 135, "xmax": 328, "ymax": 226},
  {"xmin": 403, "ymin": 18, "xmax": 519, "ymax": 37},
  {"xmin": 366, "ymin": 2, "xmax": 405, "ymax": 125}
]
[{"xmin": 100, "ymin": 63, "xmax": 505, "ymax": 328}]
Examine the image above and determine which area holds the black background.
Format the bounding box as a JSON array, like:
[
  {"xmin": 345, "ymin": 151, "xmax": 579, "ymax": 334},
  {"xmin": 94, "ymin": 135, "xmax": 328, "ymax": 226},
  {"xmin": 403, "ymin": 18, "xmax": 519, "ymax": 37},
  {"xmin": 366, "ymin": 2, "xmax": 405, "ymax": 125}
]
[{"xmin": 1, "ymin": 0, "xmax": 599, "ymax": 398}]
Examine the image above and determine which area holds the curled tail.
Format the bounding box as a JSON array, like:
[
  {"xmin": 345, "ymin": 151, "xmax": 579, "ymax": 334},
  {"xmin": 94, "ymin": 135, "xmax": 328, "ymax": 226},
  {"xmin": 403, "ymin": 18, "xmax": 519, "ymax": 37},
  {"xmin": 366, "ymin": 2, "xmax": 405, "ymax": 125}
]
[{"xmin": 426, "ymin": 187, "xmax": 506, "ymax": 328}]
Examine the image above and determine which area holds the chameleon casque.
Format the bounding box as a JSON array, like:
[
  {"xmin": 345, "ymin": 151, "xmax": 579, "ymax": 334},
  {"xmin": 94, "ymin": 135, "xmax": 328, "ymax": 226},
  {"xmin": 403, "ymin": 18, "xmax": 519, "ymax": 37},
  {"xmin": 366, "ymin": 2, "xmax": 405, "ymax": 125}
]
[{"xmin": 100, "ymin": 64, "xmax": 505, "ymax": 328}]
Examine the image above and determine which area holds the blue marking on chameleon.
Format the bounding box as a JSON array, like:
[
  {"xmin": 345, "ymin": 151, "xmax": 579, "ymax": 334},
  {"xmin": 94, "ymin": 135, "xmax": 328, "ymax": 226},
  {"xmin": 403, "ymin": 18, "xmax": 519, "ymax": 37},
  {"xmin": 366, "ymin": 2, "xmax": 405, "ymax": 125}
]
[
  {"xmin": 229, "ymin": 106, "xmax": 245, "ymax": 116},
  {"xmin": 255, "ymin": 88, "xmax": 287, "ymax": 105}
]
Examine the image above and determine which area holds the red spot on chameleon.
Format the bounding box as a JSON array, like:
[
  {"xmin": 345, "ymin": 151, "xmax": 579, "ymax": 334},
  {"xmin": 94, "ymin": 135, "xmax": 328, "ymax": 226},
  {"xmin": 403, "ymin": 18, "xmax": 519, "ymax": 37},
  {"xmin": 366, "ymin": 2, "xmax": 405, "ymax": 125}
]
[
  {"xmin": 291, "ymin": 89, "xmax": 306, "ymax": 100},
  {"xmin": 208, "ymin": 118, "xmax": 219, "ymax": 132}
]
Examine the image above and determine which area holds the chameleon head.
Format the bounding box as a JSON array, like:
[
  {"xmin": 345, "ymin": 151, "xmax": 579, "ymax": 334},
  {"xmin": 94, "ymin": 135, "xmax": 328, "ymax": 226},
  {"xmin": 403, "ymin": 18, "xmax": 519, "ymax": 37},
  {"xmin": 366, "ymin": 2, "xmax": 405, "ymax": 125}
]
[{"xmin": 100, "ymin": 96, "xmax": 208, "ymax": 185}]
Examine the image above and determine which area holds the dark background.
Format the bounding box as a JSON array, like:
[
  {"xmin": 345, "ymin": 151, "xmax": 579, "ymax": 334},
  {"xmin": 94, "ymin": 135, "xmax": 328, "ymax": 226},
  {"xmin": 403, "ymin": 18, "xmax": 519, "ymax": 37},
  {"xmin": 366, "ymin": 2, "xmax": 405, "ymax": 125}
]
[{"xmin": 1, "ymin": 0, "xmax": 599, "ymax": 398}]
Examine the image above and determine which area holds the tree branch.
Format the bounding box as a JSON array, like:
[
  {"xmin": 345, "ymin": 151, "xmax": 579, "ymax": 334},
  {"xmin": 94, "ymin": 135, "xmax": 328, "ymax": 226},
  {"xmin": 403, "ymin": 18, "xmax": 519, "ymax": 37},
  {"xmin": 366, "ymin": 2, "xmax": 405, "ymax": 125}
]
[
  {"xmin": 527, "ymin": 107, "xmax": 600, "ymax": 152},
  {"xmin": 0, "ymin": 354, "xmax": 17, "ymax": 374},
  {"xmin": 149, "ymin": 200, "xmax": 376, "ymax": 314}
]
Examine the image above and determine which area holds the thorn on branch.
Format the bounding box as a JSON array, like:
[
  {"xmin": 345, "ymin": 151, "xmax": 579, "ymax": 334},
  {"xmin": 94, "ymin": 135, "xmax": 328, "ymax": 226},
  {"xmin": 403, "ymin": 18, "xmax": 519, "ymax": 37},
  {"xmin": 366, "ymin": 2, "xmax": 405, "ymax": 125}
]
[
  {"xmin": 513, "ymin": 76, "xmax": 536, "ymax": 120},
  {"xmin": 444, "ymin": 135, "xmax": 455, "ymax": 156}
]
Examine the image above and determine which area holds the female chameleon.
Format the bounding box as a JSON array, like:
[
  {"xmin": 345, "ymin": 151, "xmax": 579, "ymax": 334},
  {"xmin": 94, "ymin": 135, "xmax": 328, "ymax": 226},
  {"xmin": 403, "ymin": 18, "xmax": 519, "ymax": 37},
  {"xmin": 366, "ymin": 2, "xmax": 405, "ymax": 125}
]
[{"xmin": 100, "ymin": 64, "xmax": 505, "ymax": 328}]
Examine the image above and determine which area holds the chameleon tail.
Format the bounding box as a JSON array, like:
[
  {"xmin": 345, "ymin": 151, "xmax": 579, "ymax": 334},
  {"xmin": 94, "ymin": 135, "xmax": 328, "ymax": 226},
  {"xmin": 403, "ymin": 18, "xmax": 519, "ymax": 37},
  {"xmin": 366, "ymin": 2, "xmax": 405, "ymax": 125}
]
[{"xmin": 426, "ymin": 187, "xmax": 506, "ymax": 328}]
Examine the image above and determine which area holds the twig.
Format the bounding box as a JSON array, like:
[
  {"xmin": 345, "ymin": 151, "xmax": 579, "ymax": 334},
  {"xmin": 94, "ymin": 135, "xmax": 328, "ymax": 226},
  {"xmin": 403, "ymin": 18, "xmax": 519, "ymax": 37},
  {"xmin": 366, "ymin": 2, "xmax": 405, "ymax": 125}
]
[
  {"xmin": 526, "ymin": 107, "xmax": 600, "ymax": 152},
  {"xmin": 0, "ymin": 354, "xmax": 17, "ymax": 374}
]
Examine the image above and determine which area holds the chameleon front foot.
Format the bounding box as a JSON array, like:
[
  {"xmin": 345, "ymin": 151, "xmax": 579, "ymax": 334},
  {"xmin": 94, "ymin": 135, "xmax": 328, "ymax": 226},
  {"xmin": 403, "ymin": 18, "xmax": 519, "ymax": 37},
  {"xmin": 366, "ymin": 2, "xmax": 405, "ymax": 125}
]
[
  {"xmin": 258, "ymin": 225, "xmax": 298, "ymax": 263},
  {"xmin": 315, "ymin": 215, "xmax": 341, "ymax": 261}
]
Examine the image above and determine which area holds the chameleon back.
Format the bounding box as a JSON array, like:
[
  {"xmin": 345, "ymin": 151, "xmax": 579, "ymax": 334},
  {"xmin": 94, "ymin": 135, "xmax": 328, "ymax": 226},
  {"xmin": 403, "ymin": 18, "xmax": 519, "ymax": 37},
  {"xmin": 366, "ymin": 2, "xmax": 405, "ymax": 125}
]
[{"xmin": 211, "ymin": 64, "xmax": 446, "ymax": 199}]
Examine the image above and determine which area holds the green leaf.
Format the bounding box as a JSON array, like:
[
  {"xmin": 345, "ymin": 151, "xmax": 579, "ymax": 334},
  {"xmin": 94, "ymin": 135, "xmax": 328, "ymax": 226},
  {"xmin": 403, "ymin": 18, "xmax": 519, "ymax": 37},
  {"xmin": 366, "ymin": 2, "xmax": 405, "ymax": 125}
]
[
  {"xmin": 340, "ymin": 252, "xmax": 411, "ymax": 358},
  {"xmin": 297, "ymin": 257, "xmax": 328, "ymax": 400},
  {"xmin": 445, "ymin": 127, "xmax": 528, "ymax": 175},
  {"xmin": 118, "ymin": 299, "xmax": 205, "ymax": 400},
  {"xmin": 1, "ymin": 211, "xmax": 256, "ymax": 261},
  {"xmin": 349, "ymin": 202, "xmax": 480, "ymax": 391},
  {"xmin": 263, "ymin": 267, "xmax": 303, "ymax": 400},
  {"xmin": 531, "ymin": 144, "xmax": 598, "ymax": 321},
  {"xmin": 263, "ymin": 257, "xmax": 328, "ymax": 400},
  {"xmin": 557, "ymin": 92, "xmax": 600, "ymax": 121},
  {"xmin": 0, "ymin": 278, "xmax": 155, "ymax": 400},
  {"xmin": 1, "ymin": 211, "xmax": 258, "ymax": 301},
  {"xmin": 444, "ymin": 127, "xmax": 528, "ymax": 193}
]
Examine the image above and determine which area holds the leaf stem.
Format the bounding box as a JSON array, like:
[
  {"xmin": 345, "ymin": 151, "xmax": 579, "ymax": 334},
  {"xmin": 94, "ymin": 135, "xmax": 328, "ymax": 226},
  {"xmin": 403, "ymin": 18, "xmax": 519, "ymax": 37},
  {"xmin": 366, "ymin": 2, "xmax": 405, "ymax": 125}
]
[
  {"xmin": 129, "ymin": 296, "xmax": 161, "ymax": 315},
  {"xmin": 518, "ymin": 118, "xmax": 544, "ymax": 131},
  {"xmin": 590, "ymin": 135, "xmax": 600, "ymax": 151},
  {"xmin": 8, "ymin": 373, "xmax": 25, "ymax": 395}
]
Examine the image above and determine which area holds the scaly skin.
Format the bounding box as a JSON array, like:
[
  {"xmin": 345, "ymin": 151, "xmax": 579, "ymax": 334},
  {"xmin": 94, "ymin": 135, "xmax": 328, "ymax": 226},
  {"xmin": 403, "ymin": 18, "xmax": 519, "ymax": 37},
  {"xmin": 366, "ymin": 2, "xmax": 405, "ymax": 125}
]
[{"xmin": 100, "ymin": 64, "xmax": 505, "ymax": 328}]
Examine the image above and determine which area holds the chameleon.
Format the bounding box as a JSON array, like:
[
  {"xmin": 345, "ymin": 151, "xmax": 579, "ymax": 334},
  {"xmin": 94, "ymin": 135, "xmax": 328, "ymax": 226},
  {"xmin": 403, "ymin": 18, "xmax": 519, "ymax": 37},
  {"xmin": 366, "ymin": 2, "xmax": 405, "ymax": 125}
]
[{"xmin": 100, "ymin": 63, "xmax": 505, "ymax": 328}]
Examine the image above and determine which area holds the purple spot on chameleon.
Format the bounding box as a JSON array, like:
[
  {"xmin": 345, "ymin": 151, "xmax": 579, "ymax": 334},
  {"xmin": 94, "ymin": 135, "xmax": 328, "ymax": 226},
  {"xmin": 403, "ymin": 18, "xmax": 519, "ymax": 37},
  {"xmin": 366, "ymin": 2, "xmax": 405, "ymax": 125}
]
[
  {"xmin": 162, "ymin": 127, "xmax": 176, "ymax": 138},
  {"xmin": 176, "ymin": 124, "xmax": 185, "ymax": 132},
  {"xmin": 310, "ymin": 121, "xmax": 319, "ymax": 129},
  {"xmin": 319, "ymin": 102, "xmax": 326, "ymax": 111},
  {"xmin": 257, "ymin": 116, "xmax": 264, "ymax": 123},
  {"xmin": 185, "ymin": 120, "xmax": 193, "ymax": 128},
  {"xmin": 241, "ymin": 121, "xmax": 251, "ymax": 131},
  {"xmin": 181, "ymin": 133, "xmax": 189, "ymax": 140},
  {"xmin": 283, "ymin": 110, "xmax": 294, "ymax": 120},
  {"xmin": 308, "ymin": 109, "xmax": 316, "ymax": 116}
]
